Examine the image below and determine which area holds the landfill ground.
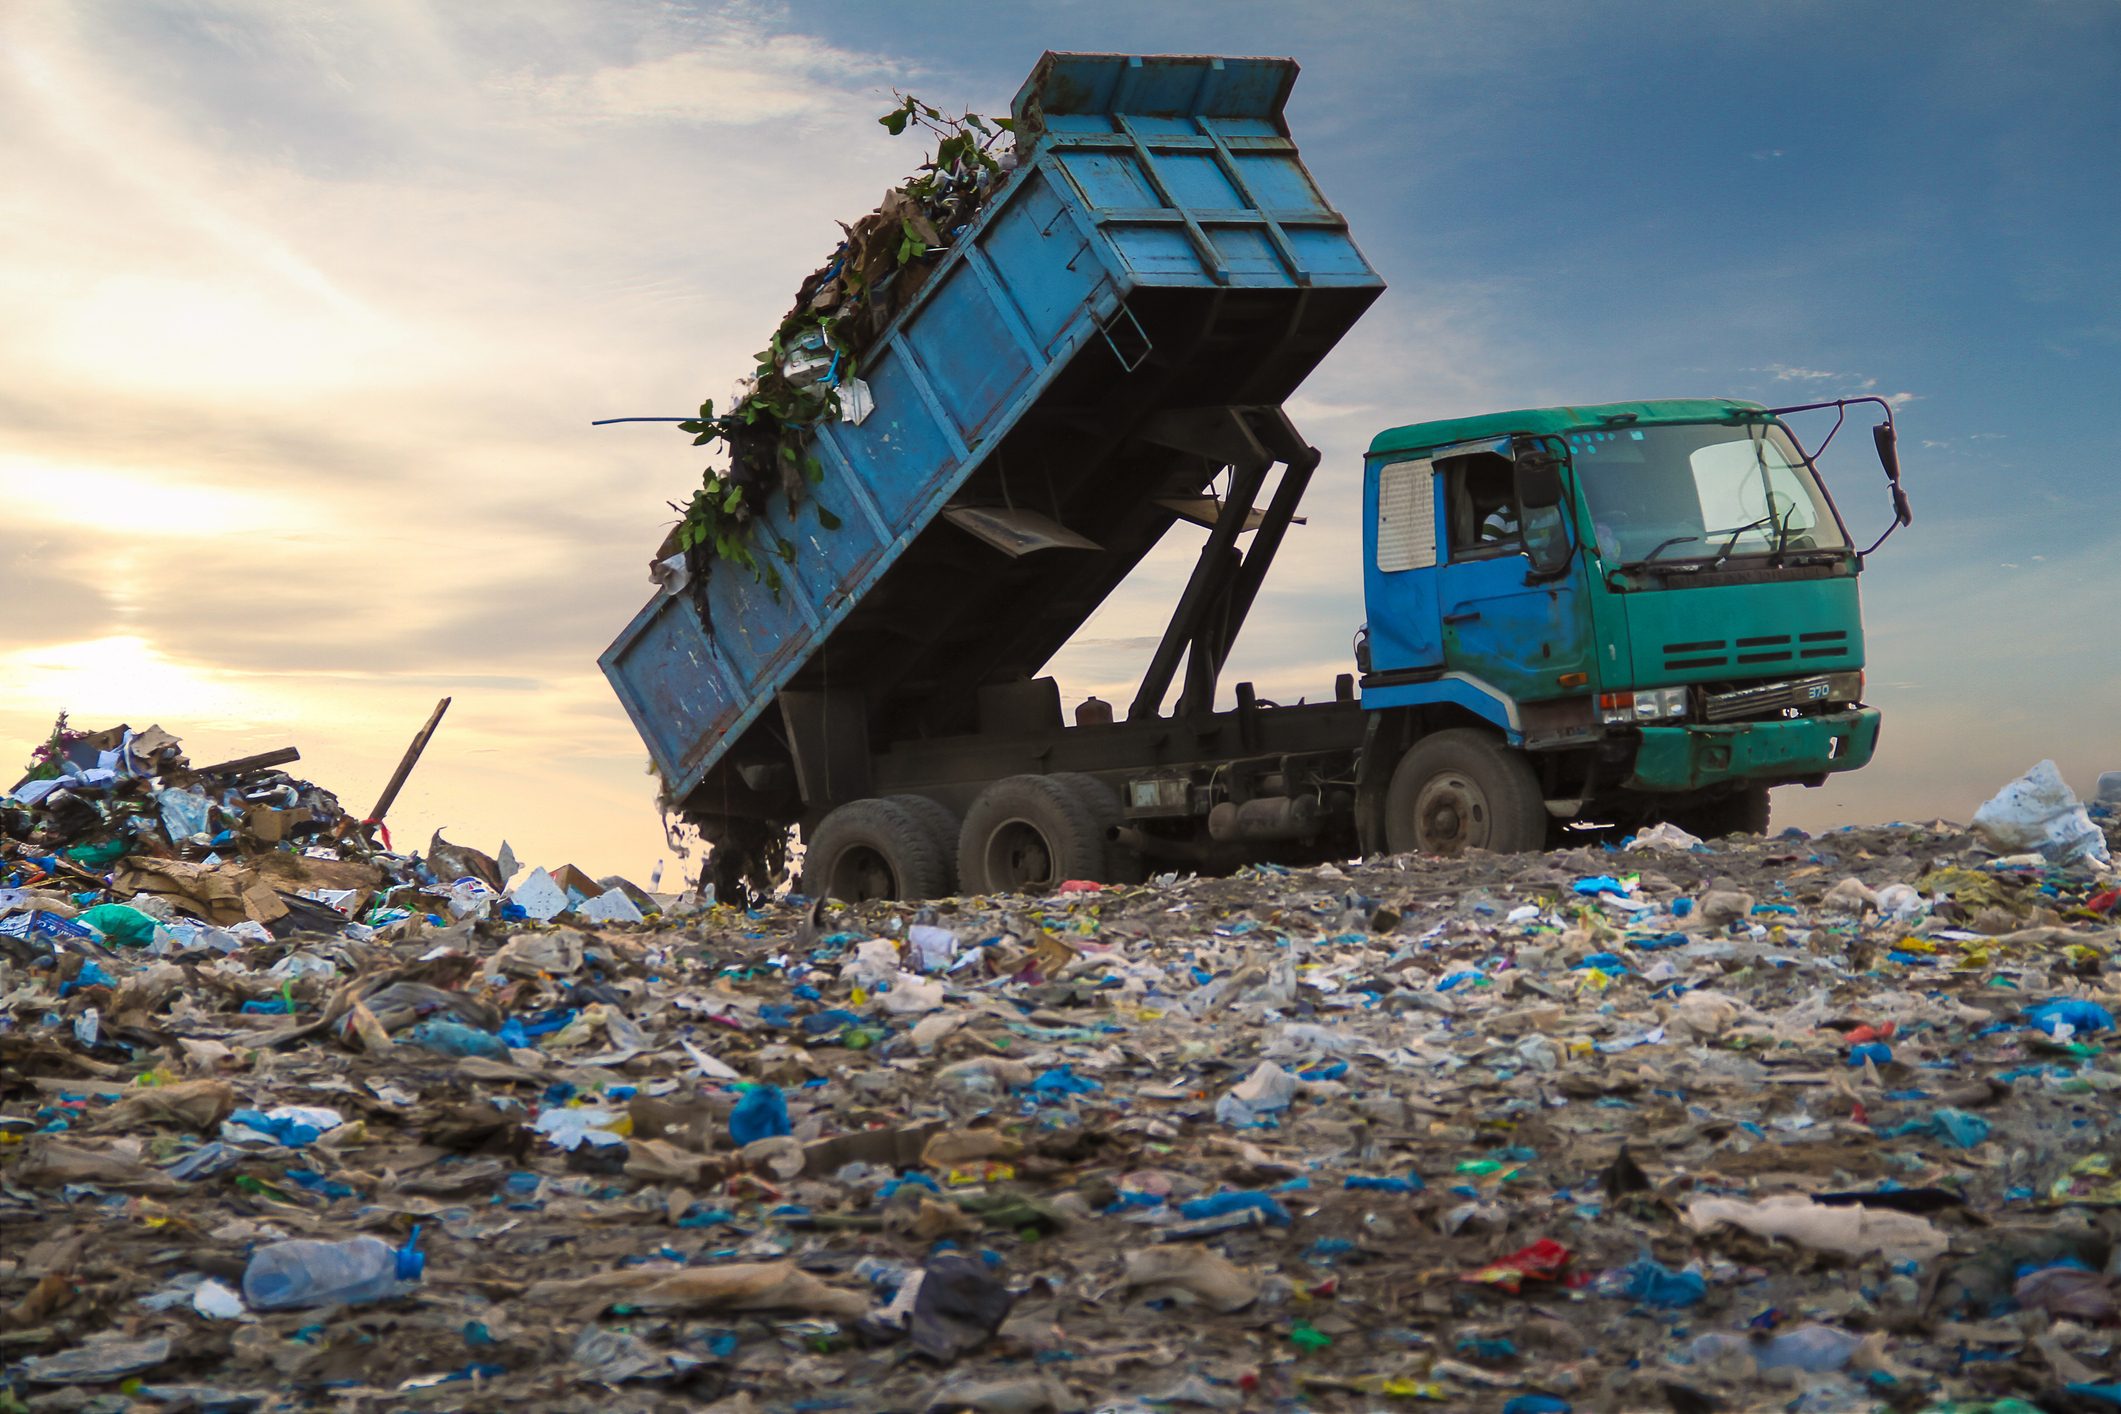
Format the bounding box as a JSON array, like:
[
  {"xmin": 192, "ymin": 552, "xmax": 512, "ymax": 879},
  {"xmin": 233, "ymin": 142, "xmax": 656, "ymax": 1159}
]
[{"xmin": 6, "ymin": 754, "xmax": 2121, "ymax": 1413}]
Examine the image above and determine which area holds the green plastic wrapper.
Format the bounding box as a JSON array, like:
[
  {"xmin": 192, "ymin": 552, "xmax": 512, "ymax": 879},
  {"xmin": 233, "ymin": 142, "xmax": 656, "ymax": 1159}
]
[{"xmin": 77, "ymin": 903, "xmax": 158, "ymax": 948}]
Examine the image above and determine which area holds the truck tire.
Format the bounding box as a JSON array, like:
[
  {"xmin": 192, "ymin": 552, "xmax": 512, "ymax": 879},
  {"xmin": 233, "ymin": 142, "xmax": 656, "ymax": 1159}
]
[
  {"xmin": 1049, "ymin": 772, "xmax": 1143, "ymax": 884},
  {"xmin": 1675, "ymin": 785, "xmax": 1772, "ymax": 839},
  {"xmin": 800, "ymin": 798, "xmax": 954, "ymax": 903},
  {"xmin": 1385, "ymin": 728, "xmax": 1548, "ymax": 856},
  {"xmin": 883, "ymin": 794, "xmax": 962, "ymax": 894},
  {"xmin": 957, "ymin": 774, "xmax": 1108, "ymax": 895}
]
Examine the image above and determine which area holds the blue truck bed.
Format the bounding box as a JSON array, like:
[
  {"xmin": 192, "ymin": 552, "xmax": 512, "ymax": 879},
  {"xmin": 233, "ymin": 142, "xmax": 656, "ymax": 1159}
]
[{"xmin": 601, "ymin": 53, "xmax": 1384, "ymax": 817}]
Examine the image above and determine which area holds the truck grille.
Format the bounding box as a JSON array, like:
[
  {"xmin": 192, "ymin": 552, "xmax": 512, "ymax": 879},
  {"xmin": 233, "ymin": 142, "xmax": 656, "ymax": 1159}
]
[
  {"xmin": 1701, "ymin": 675, "xmax": 1837, "ymax": 722},
  {"xmin": 1663, "ymin": 629, "xmax": 1849, "ymax": 673}
]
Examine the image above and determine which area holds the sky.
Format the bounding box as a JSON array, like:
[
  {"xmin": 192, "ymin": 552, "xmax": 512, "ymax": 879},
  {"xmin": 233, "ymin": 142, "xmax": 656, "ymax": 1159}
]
[{"xmin": 4, "ymin": 0, "xmax": 2115, "ymax": 885}]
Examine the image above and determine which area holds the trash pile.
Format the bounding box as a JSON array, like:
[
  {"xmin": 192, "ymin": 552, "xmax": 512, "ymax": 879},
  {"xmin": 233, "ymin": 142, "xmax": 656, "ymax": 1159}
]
[
  {"xmin": 3, "ymin": 713, "xmax": 666, "ymax": 962},
  {"xmin": 3, "ymin": 761, "xmax": 2118, "ymax": 1414}
]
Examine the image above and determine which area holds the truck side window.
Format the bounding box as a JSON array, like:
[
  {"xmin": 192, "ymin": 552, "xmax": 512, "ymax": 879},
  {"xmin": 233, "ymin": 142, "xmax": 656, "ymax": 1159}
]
[
  {"xmin": 1443, "ymin": 453, "xmax": 1520, "ymax": 558},
  {"xmin": 1375, "ymin": 458, "xmax": 1437, "ymax": 572}
]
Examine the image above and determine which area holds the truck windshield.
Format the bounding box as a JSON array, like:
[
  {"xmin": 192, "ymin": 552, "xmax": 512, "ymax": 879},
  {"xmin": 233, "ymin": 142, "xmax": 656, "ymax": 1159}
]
[{"xmin": 1570, "ymin": 422, "xmax": 1848, "ymax": 567}]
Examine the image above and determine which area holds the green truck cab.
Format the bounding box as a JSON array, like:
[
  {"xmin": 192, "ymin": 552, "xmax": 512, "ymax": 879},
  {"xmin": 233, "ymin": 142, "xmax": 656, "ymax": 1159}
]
[{"xmin": 1356, "ymin": 396, "xmax": 1909, "ymax": 851}]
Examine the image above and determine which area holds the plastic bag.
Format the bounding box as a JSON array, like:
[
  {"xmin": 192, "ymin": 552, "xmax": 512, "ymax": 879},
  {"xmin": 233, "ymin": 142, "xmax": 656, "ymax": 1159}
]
[{"xmin": 1971, "ymin": 760, "xmax": 2110, "ymax": 865}]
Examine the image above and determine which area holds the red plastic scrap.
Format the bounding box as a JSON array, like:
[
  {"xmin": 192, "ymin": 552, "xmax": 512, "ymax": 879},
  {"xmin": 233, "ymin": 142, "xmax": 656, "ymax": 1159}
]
[
  {"xmin": 1844, "ymin": 1022, "xmax": 1896, "ymax": 1044},
  {"xmin": 2088, "ymin": 888, "xmax": 2117, "ymax": 916},
  {"xmin": 1460, "ymin": 1238, "xmax": 1573, "ymax": 1292}
]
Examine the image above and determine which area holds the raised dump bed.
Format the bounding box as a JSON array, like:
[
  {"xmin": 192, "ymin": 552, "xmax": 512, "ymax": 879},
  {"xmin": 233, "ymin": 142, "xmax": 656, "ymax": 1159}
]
[{"xmin": 602, "ymin": 52, "xmax": 1384, "ymax": 833}]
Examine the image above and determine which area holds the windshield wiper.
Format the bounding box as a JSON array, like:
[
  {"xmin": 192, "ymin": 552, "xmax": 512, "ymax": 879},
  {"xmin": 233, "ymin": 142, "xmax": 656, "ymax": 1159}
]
[
  {"xmin": 1624, "ymin": 534, "xmax": 1701, "ymax": 569},
  {"xmin": 1709, "ymin": 514, "xmax": 1778, "ymax": 565},
  {"xmin": 1769, "ymin": 498, "xmax": 1797, "ymax": 563}
]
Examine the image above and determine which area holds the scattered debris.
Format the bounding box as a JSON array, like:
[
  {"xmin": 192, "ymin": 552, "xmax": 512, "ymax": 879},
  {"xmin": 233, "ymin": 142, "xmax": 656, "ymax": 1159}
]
[{"xmin": 4, "ymin": 738, "xmax": 2119, "ymax": 1407}]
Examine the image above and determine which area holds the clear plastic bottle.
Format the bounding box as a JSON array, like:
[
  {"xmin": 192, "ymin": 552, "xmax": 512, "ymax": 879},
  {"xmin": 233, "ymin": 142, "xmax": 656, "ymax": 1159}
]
[
  {"xmin": 241, "ymin": 1232, "xmax": 424, "ymax": 1311},
  {"xmin": 1690, "ymin": 1323, "xmax": 1862, "ymax": 1373}
]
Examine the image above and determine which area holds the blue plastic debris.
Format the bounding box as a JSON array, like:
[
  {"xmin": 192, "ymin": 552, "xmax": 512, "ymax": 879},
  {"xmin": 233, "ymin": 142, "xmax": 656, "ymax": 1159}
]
[
  {"xmin": 801, "ymin": 1008, "xmax": 864, "ymax": 1035},
  {"xmin": 402, "ymin": 1020, "xmax": 511, "ymax": 1061},
  {"xmin": 1846, "ymin": 1041, "xmax": 1894, "ymax": 1067},
  {"xmin": 1030, "ymin": 1066, "xmax": 1101, "ymax": 1097},
  {"xmin": 1178, "ymin": 1191, "xmax": 1291, "ymax": 1226},
  {"xmin": 2064, "ymin": 1382, "xmax": 2121, "ymax": 1407},
  {"xmin": 283, "ymin": 1168, "xmax": 358, "ymax": 1200},
  {"xmin": 1572, "ymin": 876, "xmax": 1629, "ymax": 897},
  {"xmin": 1344, "ymin": 1174, "xmax": 1423, "ymax": 1193},
  {"xmin": 728, "ymin": 1084, "xmax": 792, "ymax": 1144},
  {"xmin": 1878, "ymin": 1108, "xmax": 1990, "ymax": 1149},
  {"xmin": 1502, "ymin": 1397, "xmax": 1572, "ymax": 1414},
  {"xmin": 2025, "ymin": 999, "xmax": 2113, "ymax": 1037},
  {"xmin": 1603, "ymin": 1256, "xmax": 1706, "ymax": 1308},
  {"xmin": 226, "ymin": 1110, "xmax": 325, "ymax": 1147}
]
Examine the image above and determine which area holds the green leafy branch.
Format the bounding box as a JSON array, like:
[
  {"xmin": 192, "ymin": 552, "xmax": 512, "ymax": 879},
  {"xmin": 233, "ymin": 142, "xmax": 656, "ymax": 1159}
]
[
  {"xmin": 878, "ymin": 94, "xmax": 1013, "ymax": 262},
  {"xmin": 670, "ymin": 94, "xmax": 1012, "ymax": 595}
]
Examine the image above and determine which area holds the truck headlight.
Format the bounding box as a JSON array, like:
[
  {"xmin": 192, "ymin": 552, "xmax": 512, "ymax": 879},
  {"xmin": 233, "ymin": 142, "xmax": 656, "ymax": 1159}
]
[
  {"xmin": 1825, "ymin": 671, "xmax": 1864, "ymax": 705},
  {"xmin": 1600, "ymin": 688, "xmax": 1688, "ymax": 725}
]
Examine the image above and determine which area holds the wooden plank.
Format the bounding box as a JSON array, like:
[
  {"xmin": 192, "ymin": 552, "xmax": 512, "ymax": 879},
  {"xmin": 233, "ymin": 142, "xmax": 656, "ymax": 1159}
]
[{"xmin": 366, "ymin": 697, "xmax": 451, "ymax": 824}]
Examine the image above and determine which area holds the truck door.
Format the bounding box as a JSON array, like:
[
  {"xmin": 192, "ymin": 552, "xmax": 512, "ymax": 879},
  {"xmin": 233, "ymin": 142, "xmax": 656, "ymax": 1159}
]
[
  {"xmin": 1362, "ymin": 455, "xmax": 1444, "ymax": 676},
  {"xmin": 1433, "ymin": 450, "xmax": 1593, "ymax": 702}
]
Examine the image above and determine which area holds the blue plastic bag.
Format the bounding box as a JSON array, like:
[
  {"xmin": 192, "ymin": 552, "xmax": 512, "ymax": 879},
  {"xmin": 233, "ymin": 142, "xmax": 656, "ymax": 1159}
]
[
  {"xmin": 728, "ymin": 1084, "xmax": 792, "ymax": 1144},
  {"xmin": 1177, "ymin": 1191, "xmax": 1291, "ymax": 1226},
  {"xmin": 2026, "ymin": 999, "xmax": 2113, "ymax": 1037}
]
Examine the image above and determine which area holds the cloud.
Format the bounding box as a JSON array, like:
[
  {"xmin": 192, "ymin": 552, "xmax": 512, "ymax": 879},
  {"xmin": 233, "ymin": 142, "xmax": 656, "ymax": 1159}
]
[
  {"xmin": 1761, "ymin": 364, "xmax": 1879, "ymax": 390},
  {"xmin": 494, "ymin": 32, "xmax": 898, "ymax": 128},
  {"xmin": 0, "ymin": 0, "xmax": 949, "ymax": 874}
]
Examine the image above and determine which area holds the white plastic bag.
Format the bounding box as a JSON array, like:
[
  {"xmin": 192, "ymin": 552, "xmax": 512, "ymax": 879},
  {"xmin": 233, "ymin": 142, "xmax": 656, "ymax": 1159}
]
[
  {"xmin": 1215, "ymin": 1060, "xmax": 1298, "ymax": 1126},
  {"xmin": 1970, "ymin": 760, "xmax": 2109, "ymax": 865},
  {"xmin": 1626, "ymin": 821, "xmax": 1704, "ymax": 852}
]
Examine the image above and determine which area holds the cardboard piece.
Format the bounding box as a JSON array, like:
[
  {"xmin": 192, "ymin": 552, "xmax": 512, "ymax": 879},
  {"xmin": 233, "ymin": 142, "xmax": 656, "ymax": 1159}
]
[
  {"xmin": 112, "ymin": 859, "xmax": 287, "ymax": 928},
  {"xmin": 508, "ymin": 868, "xmax": 569, "ymax": 922},
  {"xmin": 549, "ymin": 864, "xmax": 606, "ymax": 903},
  {"xmin": 579, "ymin": 889, "xmax": 643, "ymax": 925}
]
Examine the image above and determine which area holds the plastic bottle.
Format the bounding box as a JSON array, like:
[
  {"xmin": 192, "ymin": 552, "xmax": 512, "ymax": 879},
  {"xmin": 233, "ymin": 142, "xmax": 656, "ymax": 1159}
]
[
  {"xmin": 1690, "ymin": 1323, "xmax": 1861, "ymax": 1373},
  {"xmin": 241, "ymin": 1231, "xmax": 424, "ymax": 1311},
  {"xmin": 401, "ymin": 1020, "xmax": 512, "ymax": 1061}
]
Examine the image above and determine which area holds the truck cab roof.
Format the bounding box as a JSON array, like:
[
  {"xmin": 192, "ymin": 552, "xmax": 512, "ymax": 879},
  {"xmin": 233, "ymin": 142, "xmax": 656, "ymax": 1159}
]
[{"xmin": 1367, "ymin": 398, "xmax": 1769, "ymax": 460}]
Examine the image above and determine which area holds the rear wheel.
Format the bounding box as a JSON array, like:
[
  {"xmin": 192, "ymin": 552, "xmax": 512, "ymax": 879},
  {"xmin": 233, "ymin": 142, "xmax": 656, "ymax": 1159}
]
[
  {"xmin": 1049, "ymin": 772, "xmax": 1141, "ymax": 884},
  {"xmin": 884, "ymin": 794, "xmax": 962, "ymax": 892},
  {"xmin": 1385, "ymin": 728, "xmax": 1548, "ymax": 856},
  {"xmin": 957, "ymin": 775, "xmax": 1108, "ymax": 895},
  {"xmin": 799, "ymin": 798, "xmax": 955, "ymax": 902},
  {"xmin": 1672, "ymin": 785, "xmax": 1772, "ymax": 839}
]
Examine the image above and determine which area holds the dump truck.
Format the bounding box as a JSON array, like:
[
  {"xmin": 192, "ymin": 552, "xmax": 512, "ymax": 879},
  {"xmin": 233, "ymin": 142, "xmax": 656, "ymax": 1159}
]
[{"xmin": 602, "ymin": 51, "xmax": 1912, "ymax": 902}]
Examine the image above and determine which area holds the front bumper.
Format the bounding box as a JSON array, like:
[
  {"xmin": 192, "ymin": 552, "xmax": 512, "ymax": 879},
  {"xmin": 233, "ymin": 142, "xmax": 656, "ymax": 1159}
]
[{"xmin": 1622, "ymin": 708, "xmax": 1880, "ymax": 793}]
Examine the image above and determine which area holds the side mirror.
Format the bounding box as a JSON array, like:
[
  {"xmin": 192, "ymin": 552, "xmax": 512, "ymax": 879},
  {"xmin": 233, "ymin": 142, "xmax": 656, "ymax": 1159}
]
[
  {"xmin": 1873, "ymin": 423, "xmax": 1911, "ymax": 525},
  {"xmin": 1511, "ymin": 439, "xmax": 1573, "ymax": 579},
  {"xmin": 1515, "ymin": 450, "xmax": 1566, "ymax": 510}
]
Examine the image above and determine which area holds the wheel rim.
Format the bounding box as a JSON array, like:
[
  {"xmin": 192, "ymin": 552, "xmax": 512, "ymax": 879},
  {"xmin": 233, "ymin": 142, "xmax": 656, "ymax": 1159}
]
[
  {"xmin": 982, "ymin": 817, "xmax": 1056, "ymax": 891},
  {"xmin": 825, "ymin": 844, "xmax": 897, "ymax": 902},
  {"xmin": 1413, "ymin": 770, "xmax": 1490, "ymax": 854}
]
